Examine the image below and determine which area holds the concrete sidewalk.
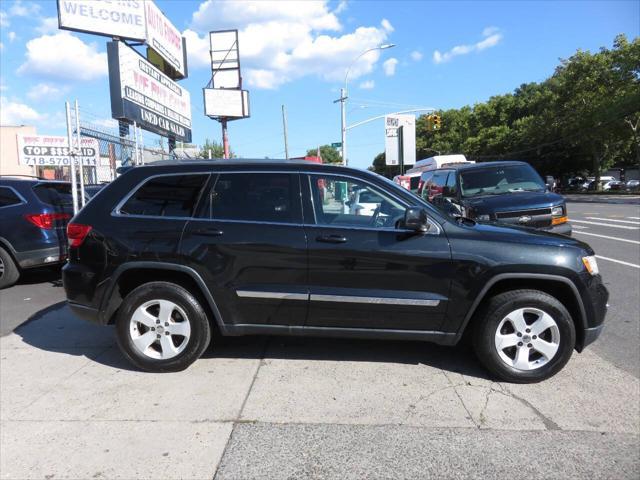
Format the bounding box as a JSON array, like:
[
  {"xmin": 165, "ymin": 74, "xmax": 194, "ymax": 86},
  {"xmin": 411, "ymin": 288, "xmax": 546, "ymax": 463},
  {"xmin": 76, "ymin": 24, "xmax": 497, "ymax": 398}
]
[{"xmin": 1, "ymin": 304, "xmax": 639, "ymax": 479}]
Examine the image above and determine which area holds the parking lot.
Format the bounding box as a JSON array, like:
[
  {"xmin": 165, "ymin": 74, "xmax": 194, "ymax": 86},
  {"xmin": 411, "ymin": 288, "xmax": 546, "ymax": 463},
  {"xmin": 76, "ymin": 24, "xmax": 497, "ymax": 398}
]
[{"xmin": 1, "ymin": 197, "xmax": 638, "ymax": 480}]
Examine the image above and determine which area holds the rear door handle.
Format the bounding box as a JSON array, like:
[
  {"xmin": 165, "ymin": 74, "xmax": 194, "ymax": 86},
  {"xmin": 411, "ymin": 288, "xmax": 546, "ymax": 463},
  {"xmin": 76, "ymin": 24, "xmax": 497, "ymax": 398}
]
[
  {"xmin": 316, "ymin": 234, "xmax": 347, "ymax": 244},
  {"xmin": 194, "ymin": 229, "xmax": 224, "ymax": 237}
]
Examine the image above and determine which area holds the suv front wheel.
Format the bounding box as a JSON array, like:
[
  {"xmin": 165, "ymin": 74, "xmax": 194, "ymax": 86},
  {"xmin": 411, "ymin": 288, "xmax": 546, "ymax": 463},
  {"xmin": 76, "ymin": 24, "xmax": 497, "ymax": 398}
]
[
  {"xmin": 115, "ymin": 282, "xmax": 211, "ymax": 372},
  {"xmin": 473, "ymin": 289, "xmax": 576, "ymax": 383}
]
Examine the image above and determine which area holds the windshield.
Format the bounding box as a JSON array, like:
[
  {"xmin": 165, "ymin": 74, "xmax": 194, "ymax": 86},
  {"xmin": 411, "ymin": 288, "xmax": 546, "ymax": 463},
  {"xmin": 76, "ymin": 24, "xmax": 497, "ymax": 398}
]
[{"xmin": 460, "ymin": 165, "xmax": 546, "ymax": 197}]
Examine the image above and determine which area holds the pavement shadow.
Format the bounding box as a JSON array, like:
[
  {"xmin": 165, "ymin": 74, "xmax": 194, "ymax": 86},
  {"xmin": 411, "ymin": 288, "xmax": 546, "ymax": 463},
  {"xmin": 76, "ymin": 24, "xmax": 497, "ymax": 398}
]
[
  {"xmin": 14, "ymin": 303, "xmax": 491, "ymax": 380},
  {"xmin": 16, "ymin": 266, "xmax": 64, "ymax": 287},
  {"xmin": 13, "ymin": 301, "xmax": 135, "ymax": 371}
]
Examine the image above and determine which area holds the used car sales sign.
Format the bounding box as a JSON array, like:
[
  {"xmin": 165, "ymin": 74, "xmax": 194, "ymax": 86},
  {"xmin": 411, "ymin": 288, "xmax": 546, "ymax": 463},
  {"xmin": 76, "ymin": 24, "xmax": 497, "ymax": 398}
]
[
  {"xmin": 17, "ymin": 135, "xmax": 99, "ymax": 166},
  {"xmin": 107, "ymin": 41, "xmax": 192, "ymax": 142}
]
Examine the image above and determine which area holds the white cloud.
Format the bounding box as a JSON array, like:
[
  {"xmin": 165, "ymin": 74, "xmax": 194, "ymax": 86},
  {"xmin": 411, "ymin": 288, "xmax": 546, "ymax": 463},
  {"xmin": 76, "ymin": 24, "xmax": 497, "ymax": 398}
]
[
  {"xmin": 359, "ymin": 79, "xmax": 375, "ymax": 89},
  {"xmin": 18, "ymin": 32, "xmax": 107, "ymax": 81},
  {"xmin": 433, "ymin": 28, "xmax": 503, "ymax": 64},
  {"xmin": 36, "ymin": 16, "xmax": 59, "ymax": 35},
  {"xmin": 380, "ymin": 18, "xmax": 393, "ymax": 33},
  {"xmin": 335, "ymin": 0, "xmax": 348, "ymax": 14},
  {"xmin": 0, "ymin": 12, "xmax": 8, "ymax": 28},
  {"xmin": 26, "ymin": 83, "xmax": 68, "ymax": 102},
  {"xmin": 383, "ymin": 57, "xmax": 398, "ymax": 76},
  {"xmin": 185, "ymin": 1, "xmax": 393, "ymax": 89},
  {"xmin": 9, "ymin": 0, "xmax": 40, "ymax": 17},
  {"xmin": 410, "ymin": 50, "xmax": 423, "ymax": 61},
  {"xmin": 0, "ymin": 42, "xmax": 3, "ymax": 51},
  {"xmin": 0, "ymin": 96, "xmax": 45, "ymax": 125},
  {"xmin": 8, "ymin": 31, "xmax": 16, "ymax": 42}
]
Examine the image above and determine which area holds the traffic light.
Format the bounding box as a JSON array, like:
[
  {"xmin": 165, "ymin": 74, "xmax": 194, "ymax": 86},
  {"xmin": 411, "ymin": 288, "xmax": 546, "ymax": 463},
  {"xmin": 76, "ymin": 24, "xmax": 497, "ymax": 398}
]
[
  {"xmin": 425, "ymin": 114, "xmax": 434, "ymax": 130},
  {"xmin": 433, "ymin": 114, "xmax": 441, "ymax": 130}
]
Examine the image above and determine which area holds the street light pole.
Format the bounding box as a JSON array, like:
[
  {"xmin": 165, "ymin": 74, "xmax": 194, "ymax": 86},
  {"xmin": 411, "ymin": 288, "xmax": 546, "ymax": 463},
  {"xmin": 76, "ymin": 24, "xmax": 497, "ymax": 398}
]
[{"xmin": 339, "ymin": 43, "xmax": 395, "ymax": 166}]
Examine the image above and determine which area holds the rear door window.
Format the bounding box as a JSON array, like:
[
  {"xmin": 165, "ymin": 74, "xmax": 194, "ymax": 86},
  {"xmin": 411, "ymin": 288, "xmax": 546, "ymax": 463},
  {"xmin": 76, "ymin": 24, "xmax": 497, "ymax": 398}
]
[
  {"xmin": 429, "ymin": 171, "xmax": 448, "ymax": 197},
  {"xmin": 119, "ymin": 174, "xmax": 209, "ymax": 217},
  {"xmin": 200, "ymin": 173, "xmax": 302, "ymax": 224},
  {"xmin": 0, "ymin": 187, "xmax": 23, "ymax": 207},
  {"xmin": 33, "ymin": 183, "xmax": 73, "ymax": 207}
]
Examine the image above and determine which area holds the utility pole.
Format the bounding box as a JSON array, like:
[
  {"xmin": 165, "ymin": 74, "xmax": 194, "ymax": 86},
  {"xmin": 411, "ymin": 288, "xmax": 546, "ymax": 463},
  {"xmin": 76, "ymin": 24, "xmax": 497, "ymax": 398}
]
[
  {"xmin": 340, "ymin": 88, "xmax": 347, "ymax": 165},
  {"xmin": 74, "ymin": 100, "xmax": 85, "ymax": 207},
  {"xmin": 221, "ymin": 119, "xmax": 229, "ymax": 159},
  {"xmin": 281, "ymin": 104, "xmax": 289, "ymax": 160}
]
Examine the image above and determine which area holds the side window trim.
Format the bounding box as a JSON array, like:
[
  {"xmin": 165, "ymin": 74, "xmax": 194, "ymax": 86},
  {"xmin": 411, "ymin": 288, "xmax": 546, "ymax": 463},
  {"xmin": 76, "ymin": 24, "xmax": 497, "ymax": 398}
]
[{"xmin": 0, "ymin": 186, "xmax": 27, "ymax": 209}]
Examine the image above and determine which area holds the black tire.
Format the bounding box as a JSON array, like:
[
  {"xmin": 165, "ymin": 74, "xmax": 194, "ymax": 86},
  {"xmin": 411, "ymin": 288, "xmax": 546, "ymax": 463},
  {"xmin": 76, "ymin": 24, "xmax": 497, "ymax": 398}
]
[
  {"xmin": 0, "ymin": 246, "xmax": 19, "ymax": 289},
  {"xmin": 115, "ymin": 281, "xmax": 211, "ymax": 372},
  {"xmin": 472, "ymin": 289, "xmax": 576, "ymax": 383}
]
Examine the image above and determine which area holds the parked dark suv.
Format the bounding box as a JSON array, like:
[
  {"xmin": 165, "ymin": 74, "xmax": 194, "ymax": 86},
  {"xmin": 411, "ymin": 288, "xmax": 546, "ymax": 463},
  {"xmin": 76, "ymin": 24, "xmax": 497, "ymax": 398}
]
[
  {"xmin": 62, "ymin": 161, "xmax": 607, "ymax": 382},
  {"xmin": 419, "ymin": 161, "xmax": 571, "ymax": 235},
  {"xmin": 0, "ymin": 177, "xmax": 75, "ymax": 288}
]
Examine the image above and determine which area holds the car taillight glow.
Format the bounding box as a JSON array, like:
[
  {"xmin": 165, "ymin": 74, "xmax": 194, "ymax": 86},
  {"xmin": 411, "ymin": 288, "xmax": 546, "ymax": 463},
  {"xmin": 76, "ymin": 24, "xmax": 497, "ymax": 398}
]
[
  {"xmin": 67, "ymin": 223, "xmax": 93, "ymax": 247},
  {"xmin": 24, "ymin": 213, "xmax": 71, "ymax": 229}
]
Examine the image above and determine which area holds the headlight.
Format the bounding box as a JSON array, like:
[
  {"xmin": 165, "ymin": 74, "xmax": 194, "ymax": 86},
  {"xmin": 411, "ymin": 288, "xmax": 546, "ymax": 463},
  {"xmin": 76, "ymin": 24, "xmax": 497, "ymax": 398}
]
[
  {"xmin": 551, "ymin": 206, "xmax": 564, "ymax": 216},
  {"xmin": 582, "ymin": 256, "xmax": 599, "ymax": 276},
  {"xmin": 476, "ymin": 214, "xmax": 490, "ymax": 221}
]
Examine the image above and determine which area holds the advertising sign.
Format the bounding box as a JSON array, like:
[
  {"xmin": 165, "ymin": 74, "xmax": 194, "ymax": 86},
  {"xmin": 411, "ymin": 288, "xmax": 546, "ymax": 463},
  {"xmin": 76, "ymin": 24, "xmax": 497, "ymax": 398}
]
[
  {"xmin": 203, "ymin": 89, "xmax": 250, "ymax": 119},
  {"xmin": 17, "ymin": 135, "xmax": 99, "ymax": 166},
  {"xmin": 58, "ymin": 0, "xmax": 186, "ymax": 79},
  {"xmin": 210, "ymin": 30, "xmax": 241, "ymax": 89},
  {"xmin": 385, "ymin": 114, "xmax": 416, "ymax": 166},
  {"xmin": 144, "ymin": 0, "xmax": 186, "ymax": 78},
  {"xmin": 57, "ymin": 0, "xmax": 146, "ymax": 40},
  {"xmin": 108, "ymin": 41, "xmax": 192, "ymax": 142}
]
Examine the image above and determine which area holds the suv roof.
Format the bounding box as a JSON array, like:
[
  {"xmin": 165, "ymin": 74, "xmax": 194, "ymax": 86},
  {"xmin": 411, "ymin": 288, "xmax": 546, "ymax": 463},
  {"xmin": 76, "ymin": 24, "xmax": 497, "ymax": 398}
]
[{"xmin": 442, "ymin": 161, "xmax": 528, "ymax": 171}]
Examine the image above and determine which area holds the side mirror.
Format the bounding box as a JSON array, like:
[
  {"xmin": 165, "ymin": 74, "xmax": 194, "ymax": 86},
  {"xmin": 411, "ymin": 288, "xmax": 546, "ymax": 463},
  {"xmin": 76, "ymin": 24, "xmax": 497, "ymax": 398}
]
[{"xmin": 403, "ymin": 207, "xmax": 429, "ymax": 233}]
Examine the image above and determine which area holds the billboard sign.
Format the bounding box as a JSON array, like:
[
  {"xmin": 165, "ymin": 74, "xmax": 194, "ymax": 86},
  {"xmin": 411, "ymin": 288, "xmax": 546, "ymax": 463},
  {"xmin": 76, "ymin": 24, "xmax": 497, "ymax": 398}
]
[
  {"xmin": 58, "ymin": 0, "xmax": 186, "ymax": 79},
  {"xmin": 108, "ymin": 41, "xmax": 192, "ymax": 142},
  {"xmin": 57, "ymin": 0, "xmax": 146, "ymax": 40},
  {"xmin": 210, "ymin": 30, "xmax": 241, "ymax": 89},
  {"xmin": 385, "ymin": 114, "xmax": 416, "ymax": 166},
  {"xmin": 17, "ymin": 135, "xmax": 99, "ymax": 167},
  {"xmin": 144, "ymin": 0, "xmax": 186, "ymax": 78},
  {"xmin": 204, "ymin": 88, "xmax": 250, "ymax": 119}
]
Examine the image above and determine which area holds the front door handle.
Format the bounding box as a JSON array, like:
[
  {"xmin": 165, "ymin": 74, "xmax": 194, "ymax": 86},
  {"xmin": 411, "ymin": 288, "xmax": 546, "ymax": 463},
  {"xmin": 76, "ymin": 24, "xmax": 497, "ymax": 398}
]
[
  {"xmin": 316, "ymin": 234, "xmax": 347, "ymax": 244},
  {"xmin": 194, "ymin": 229, "xmax": 224, "ymax": 237}
]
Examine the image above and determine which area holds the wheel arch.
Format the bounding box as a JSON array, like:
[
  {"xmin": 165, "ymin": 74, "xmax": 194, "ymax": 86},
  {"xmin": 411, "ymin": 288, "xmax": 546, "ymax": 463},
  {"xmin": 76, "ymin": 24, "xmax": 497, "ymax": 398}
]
[
  {"xmin": 458, "ymin": 273, "xmax": 588, "ymax": 350},
  {"xmin": 101, "ymin": 262, "xmax": 227, "ymax": 334}
]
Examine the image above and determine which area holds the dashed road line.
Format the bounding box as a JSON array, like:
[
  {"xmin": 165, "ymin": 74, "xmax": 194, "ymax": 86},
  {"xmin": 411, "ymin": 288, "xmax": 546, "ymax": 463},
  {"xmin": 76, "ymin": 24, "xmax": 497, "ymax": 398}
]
[
  {"xmin": 595, "ymin": 255, "xmax": 640, "ymax": 269},
  {"xmin": 628, "ymin": 217, "xmax": 640, "ymax": 220},
  {"xmin": 571, "ymin": 225, "xmax": 588, "ymax": 230},
  {"xmin": 585, "ymin": 217, "xmax": 640, "ymax": 225},
  {"xmin": 573, "ymin": 231, "xmax": 640, "ymax": 245},
  {"xmin": 570, "ymin": 220, "xmax": 639, "ymax": 230}
]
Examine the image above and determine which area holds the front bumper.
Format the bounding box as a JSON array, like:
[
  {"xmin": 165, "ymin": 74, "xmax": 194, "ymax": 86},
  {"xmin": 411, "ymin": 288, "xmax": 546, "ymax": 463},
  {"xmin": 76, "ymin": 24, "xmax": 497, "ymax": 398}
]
[{"xmin": 543, "ymin": 222, "xmax": 572, "ymax": 236}]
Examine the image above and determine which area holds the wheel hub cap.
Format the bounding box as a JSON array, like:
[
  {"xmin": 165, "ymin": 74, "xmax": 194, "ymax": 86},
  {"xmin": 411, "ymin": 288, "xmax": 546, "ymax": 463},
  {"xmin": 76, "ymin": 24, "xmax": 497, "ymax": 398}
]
[
  {"xmin": 494, "ymin": 307, "xmax": 560, "ymax": 371},
  {"xmin": 129, "ymin": 299, "xmax": 191, "ymax": 360}
]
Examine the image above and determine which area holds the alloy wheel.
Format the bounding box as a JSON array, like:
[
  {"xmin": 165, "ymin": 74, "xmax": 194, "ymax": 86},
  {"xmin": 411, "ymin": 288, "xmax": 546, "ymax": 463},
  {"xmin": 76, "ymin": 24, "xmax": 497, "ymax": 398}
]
[
  {"xmin": 129, "ymin": 299, "xmax": 191, "ymax": 360},
  {"xmin": 494, "ymin": 307, "xmax": 560, "ymax": 370},
  {"xmin": 0, "ymin": 256, "xmax": 4, "ymax": 278}
]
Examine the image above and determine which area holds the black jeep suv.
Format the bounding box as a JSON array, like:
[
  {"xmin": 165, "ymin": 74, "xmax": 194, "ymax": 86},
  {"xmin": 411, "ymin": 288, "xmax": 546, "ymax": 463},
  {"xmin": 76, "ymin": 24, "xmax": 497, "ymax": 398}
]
[
  {"xmin": 420, "ymin": 161, "xmax": 571, "ymax": 236},
  {"xmin": 62, "ymin": 161, "xmax": 607, "ymax": 382}
]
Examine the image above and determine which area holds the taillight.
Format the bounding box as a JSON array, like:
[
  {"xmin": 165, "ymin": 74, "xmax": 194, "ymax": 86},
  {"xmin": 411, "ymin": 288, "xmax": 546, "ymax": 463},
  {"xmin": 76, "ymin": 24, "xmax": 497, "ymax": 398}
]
[
  {"xmin": 24, "ymin": 213, "xmax": 71, "ymax": 229},
  {"xmin": 67, "ymin": 223, "xmax": 92, "ymax": 247}
]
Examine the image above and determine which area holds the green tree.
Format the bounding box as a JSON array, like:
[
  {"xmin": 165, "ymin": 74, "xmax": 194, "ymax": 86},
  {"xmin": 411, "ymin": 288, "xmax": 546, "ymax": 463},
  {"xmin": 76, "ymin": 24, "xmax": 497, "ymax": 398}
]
[
  {"xmin": 198, "ymin": 138, "xmax": 234, "ymax": 159},
  {"xmin": 306, "ymin": 145, "xmax": 342, "ymax": 164}
]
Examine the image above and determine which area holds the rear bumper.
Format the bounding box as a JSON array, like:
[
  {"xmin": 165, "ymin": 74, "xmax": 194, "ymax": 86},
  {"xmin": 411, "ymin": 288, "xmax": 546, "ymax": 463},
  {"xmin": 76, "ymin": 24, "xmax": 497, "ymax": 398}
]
[
  {"xmin": 15, "ymin": 246, "xmax": 67, "ymax": 269},
  {"xmin": 68, "ymin": 301, "xmax": 102, "ymax": 325}
]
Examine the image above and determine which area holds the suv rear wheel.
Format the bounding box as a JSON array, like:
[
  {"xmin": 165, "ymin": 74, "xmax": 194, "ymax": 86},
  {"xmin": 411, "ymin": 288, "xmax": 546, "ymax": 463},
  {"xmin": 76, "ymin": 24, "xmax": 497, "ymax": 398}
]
[
  {"xmin": 473, "ymin": 289, "xmax": 575, "ymax": 383},
  {"xmin": 0, "ymin": 246, "xmax": 19, "ymax": 289},
  {"xmin": 115, "ymin": 282, "xmax": 211, "ymax": 372}
]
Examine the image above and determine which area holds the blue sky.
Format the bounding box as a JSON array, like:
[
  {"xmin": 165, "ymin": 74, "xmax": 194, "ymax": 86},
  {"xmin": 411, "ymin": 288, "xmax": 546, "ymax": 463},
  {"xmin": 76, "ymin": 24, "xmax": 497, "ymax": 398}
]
[{"xmin": 1, "ymin": 0, "xmax": 638, "ymax": 170}]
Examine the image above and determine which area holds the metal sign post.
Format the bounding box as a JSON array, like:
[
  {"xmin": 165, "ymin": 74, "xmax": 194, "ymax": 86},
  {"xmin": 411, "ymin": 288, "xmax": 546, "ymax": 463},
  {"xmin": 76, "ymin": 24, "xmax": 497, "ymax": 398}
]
[
  {"xmin": 65, "ymin": 101, "xmax": 79, "ymax": 215},
  {"xmin": 74, "ymin": 100, "xmax": 85, "ymax": 208},
  {"xmin": 204, "ymin": 30, "xmax": 250, "ymax": 159}
]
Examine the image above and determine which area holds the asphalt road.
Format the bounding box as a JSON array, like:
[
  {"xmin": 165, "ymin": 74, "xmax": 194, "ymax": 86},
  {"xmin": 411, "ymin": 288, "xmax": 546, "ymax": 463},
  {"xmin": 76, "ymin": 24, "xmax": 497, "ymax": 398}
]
[{"xmin": 0, "ymin": 196, "xmax": 638, "ymax": 479}]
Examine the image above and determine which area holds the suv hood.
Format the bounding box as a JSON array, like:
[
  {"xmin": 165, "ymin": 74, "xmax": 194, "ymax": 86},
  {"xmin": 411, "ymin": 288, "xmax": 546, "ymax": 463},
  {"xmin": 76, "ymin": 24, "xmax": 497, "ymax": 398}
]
[{"xmin": 464, "ymin": 191, "xmax": 564, "ymax": 214}]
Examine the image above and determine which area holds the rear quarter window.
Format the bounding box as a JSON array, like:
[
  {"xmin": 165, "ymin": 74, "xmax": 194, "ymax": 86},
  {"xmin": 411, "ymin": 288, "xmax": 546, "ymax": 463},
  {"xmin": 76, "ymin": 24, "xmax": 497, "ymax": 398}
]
[
  {"xmin": 33, "ymin": 183, "xmax": 73, "ymax": 207},
  {"xmin": 119, "ymin": 174, "xmax": 209, "ymax": 218}
]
